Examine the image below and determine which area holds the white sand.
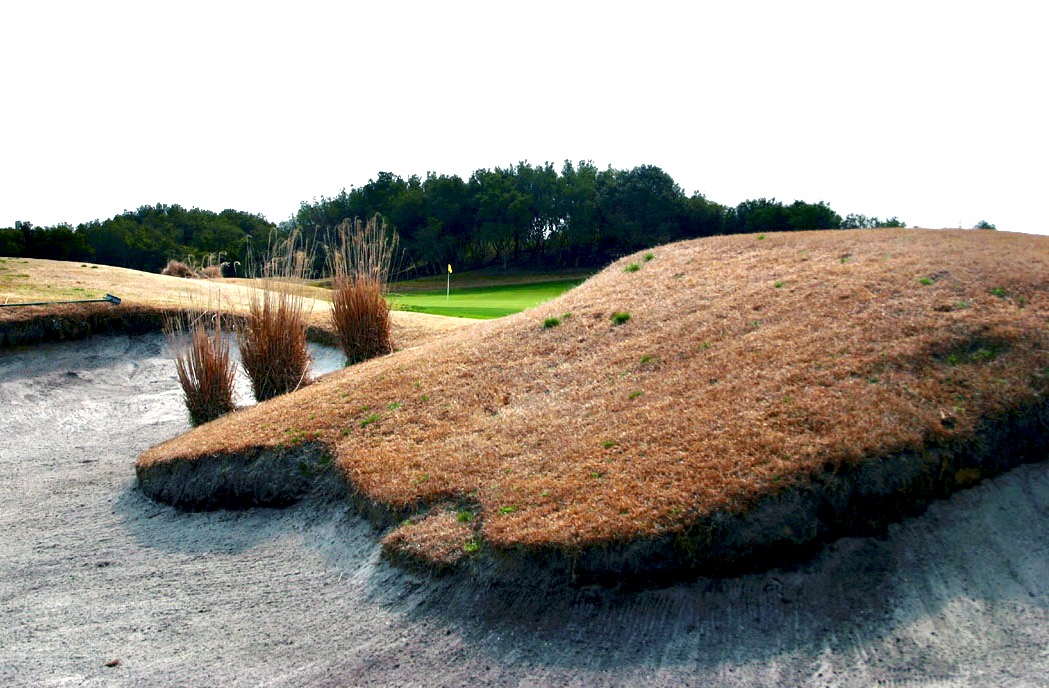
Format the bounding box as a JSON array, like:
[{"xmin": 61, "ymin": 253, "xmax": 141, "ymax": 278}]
[{"xmin": 1, "ymin": 334, "xmax": 1046, "ymax": 687}]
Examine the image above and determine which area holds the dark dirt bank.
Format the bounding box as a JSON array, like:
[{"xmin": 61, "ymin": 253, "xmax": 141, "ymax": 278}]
[
  {"xmin": 2, "ymin": 333, "xmax": 1047, "ymax": 686},
  {"xmin": 0, "ymin": 302, "xmax": 343, "ymax": 349},
  {"xmin": 133, "ymin": 405, "xmax": 1049, "ymax": 588}
]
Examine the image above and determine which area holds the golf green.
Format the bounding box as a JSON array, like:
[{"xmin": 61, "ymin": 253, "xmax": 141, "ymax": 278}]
[{"xmin": 388, "ymin": 279, "xmax": 583, "ymax": 319}]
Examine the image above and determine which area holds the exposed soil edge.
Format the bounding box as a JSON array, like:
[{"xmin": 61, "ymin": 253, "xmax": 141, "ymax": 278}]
[
  {"xmin": 0, "ymin": 304, "xmax": 170, "ymax": 347},
  {"xmin": 135, "ymin": 404, "xmax": 1047, "ymax": 586},
  {"xmin": 0, "ymin": 305, "xmax": 337, "ymax": 348},
  {"xmin": 135, "ymin": 442, "xmax": 349, "ymax": 511}
]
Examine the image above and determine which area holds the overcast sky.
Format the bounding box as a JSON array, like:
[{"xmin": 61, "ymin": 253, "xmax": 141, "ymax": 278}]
[{"xmin": 3, "ymin": 1, "xmax": 1046, "ymax": 235}]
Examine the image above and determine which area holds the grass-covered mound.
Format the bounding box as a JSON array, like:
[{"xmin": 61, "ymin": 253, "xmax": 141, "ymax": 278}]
[{"xmin": 135, "ymin": 229, "xmax": 1049, "ymax": 581}]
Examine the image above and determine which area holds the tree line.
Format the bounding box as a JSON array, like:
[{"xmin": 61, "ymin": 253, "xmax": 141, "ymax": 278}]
[
  {"xmin": 1, "ymin": 206, "xmax": 275, "ymax": 274},
  {"xmin": 1, "ymin": 161, "xmax": 906, "ymax": 276}
]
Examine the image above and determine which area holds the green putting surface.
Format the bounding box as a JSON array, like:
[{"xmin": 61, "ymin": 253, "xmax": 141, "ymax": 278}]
[{"xmin": 388, "ymin": 279, "xmax": 584, "ymax": 319}]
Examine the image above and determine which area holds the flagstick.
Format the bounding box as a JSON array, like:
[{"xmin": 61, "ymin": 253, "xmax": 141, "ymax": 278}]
[{"xmin": 446, "ymin": 268, "xmax": 450, "ymax": 300}]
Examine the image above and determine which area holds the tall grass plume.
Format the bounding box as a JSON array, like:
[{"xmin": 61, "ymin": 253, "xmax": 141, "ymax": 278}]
[
  {"xmin": 328, "ymin": 215, "xmax": 398, "ymax": 364},
  {"xmin": 239, "ymin": 232, "xmax": 313, "ymax": 401},
  {"xmin": 167, "ymin": 309, "xmax": 236, "ymax": 425}
]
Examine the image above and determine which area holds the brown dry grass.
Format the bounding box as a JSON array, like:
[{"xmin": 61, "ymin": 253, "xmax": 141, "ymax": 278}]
[
  {"xmin": 0, "ymin": 257, "xmax": 472, "ymax": 349},
  {"xmin": 168, "ymin": 310, "xmax": 237, "ymax": 425},
  {"xmin": 136, "ymin": 229, "xmax": 1047, "ymax": 562},
  {"xmin": 331, "ymin": 275, "xmax": 394, "ymax": 363},
  {"xmin": 239, "ymin": 284, "xmax": 313, "ymax": 401},
  {"xmin": 327, "ymin": 216, "xmax": 398, "ymax": 363}
]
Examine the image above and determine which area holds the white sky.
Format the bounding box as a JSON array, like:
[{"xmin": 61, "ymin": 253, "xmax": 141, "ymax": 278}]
[{"xmin": 3, "ymin": 1, "xmax": 1047, "ymax": 235}]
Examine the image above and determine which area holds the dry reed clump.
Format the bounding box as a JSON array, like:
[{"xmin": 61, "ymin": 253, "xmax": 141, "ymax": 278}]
[
  {"xmin": 327, "ymin": 216, "xmax": 397, "ymax": 364},
  {"xmin": 331, "ymin": 274, "xmax": 393, "ymax": 363},
  {"xmin": 139, "ymin": 229, "xmax": 1049, "ymax": 574},
  {"xmin": 239, "ymin": 234, "xmax": 313, "ymax": 402},
  {"xmin": 161, "ymin": 260, "xmax": 197, "ymax": 279},
  {"xmin": 166, "ymin": 309, "xmax": 236, "ymax": 425},
  {"xmin": 161, "ymin": 260, "xmax": 224, "ymax": 280}
]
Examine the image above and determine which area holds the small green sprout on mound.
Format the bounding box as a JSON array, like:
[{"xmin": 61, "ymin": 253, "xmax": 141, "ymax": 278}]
[
  {"xmin": 972, "ymin": 347, "xmax": 1000, "ymax": 362},
  {"xmin": 543, "ymin": 316, "xmax": 562, "ymax": 329},
  {"xmin": 919, "ymin": 276, "xmax": 935, "ymax": 286},
  {"xmin": 624, "ymin": 263, "xmax": 641, "ymax": 273},
  {"xmin": 611, "ymin": 312, "xmax": 631, "ymax": 326},
  {"xmin": 643, "ymin": 252, "xmax": 655, "ymax": 262}
]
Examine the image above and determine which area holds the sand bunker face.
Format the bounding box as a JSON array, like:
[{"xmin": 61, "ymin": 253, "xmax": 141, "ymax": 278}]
[{"xmin": 1, "ymin": 333, "xmax": 1047, "ymax": 685}]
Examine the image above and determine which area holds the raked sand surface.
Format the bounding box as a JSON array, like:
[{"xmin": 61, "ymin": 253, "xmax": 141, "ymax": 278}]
[{"xmin": 0, "ymin": 333, "xmax": 1046, "ymax": 687}]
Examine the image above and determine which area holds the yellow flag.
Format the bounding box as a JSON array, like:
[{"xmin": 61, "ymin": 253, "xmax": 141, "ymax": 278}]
[{"xmin": 447, "ymin": 264, "xmax": 453, "ymax": 274}]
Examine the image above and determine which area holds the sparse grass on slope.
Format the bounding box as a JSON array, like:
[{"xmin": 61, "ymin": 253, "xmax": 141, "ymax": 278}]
[{"xmin": 136, "ymin": 229, "xmax": 1049, "ymax": 579}]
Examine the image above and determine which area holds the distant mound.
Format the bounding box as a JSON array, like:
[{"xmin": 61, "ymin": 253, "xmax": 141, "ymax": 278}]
[
  {"xmin": 137, "ymin": 229, "xmax": 1049, "ymax": 582},
  {"xmin": 0, "ymin": 258, "xmax": 471, "ymax": 349}
]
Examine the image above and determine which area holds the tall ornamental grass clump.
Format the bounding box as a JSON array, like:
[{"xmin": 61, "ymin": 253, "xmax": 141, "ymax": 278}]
[
  {"xmin": 239, "ymin": 233, "xmax": 313, "ymax": 401},
  {"xmin": 167, "ymin": 309, "xmax": 236, "ymax": 425},
  {"xmin": 328, "ymin": 215, "xmax": 398, "ymax": 364}
]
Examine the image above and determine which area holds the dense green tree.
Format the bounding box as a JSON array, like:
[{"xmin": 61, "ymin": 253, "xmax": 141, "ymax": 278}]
[
  {"xmin": 786, "ymin": 200, "xmax": 842, "ymax": 231},
  {"xmin": 0, "ymin": 228, "xmax": 24, "ymax": 256},
  {"xmin": 595, "ymin": 165, "xmax": 687, "ymax": 258},
  {"xmin": 415, "ymin": 173, "xmax": 473, "ymax": 272},
  {"xmin": 841, "ymin": 213, "xmax": 907, "ymax": 229},
  {"xmin": 728, "ymin": 198, "xmax": 791, "ymax": 234},
  {"xmin": 554, "ymin": 160, "xmax": 601, "ymax": 266},
  {"xmin": 682, "ymin": 192, "xmax": 727, "ymax": 238},
  {"xmin": 21, "ymin": 222, "xmax": 93, "ymax": 261},
  {"xmin": 70, "ymin": 205, "xmax": 277, "ymax": 273},
  {"xmin": 471, "ymin": 167, "xmax": 531, "ymax": 267}
]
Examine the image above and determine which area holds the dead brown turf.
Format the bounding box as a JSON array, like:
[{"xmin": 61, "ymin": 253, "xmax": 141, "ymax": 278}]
[{"xmin": 134, "ymin": 229, "xmax": 1049, "ymax": 576}]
